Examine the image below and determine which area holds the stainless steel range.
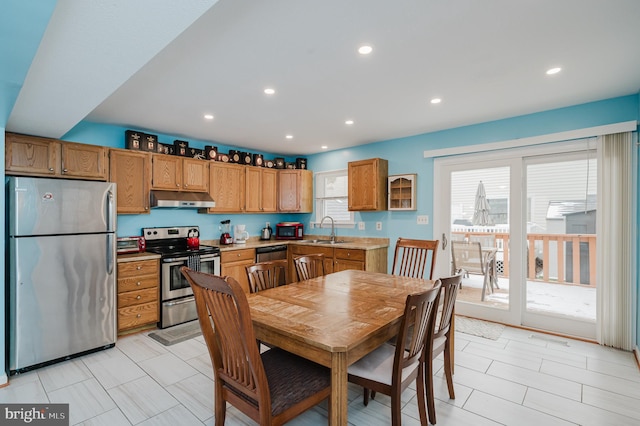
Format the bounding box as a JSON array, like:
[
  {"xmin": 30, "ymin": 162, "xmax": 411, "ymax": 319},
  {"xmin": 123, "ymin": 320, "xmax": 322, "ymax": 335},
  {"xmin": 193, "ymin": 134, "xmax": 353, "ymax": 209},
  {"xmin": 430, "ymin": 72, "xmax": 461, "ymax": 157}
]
[{"xmin": 143, "ymin": 226, "xmax": 220, "ymax": 328}]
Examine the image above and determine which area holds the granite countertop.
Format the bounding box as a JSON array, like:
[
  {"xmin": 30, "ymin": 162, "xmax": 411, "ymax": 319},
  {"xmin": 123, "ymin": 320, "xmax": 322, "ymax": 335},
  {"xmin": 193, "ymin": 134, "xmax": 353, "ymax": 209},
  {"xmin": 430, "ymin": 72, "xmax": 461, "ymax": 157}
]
[
  {"xmin": 201, "ymin": 235, "xmax": 389, "ymax": 251},
  {"xmin": 117, "ymin": 252, "xmax": 161, "ymax": 262}
]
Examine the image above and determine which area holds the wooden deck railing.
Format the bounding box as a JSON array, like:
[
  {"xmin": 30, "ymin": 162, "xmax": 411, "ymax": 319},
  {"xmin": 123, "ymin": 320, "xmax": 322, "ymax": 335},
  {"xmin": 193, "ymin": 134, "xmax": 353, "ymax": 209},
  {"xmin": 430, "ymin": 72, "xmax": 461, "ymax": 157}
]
[{"xmin": 452, "ymin": 231, "xmax": 597, "ymax": 287}]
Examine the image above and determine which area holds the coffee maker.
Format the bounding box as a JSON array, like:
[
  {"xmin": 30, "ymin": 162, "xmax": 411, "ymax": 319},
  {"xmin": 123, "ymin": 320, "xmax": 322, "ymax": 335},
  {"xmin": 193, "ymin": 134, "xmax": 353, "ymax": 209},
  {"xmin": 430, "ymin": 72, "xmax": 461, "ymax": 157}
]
[{"xmin": 219, "ymin": 220, "xmax": 233, "ymax": 245}]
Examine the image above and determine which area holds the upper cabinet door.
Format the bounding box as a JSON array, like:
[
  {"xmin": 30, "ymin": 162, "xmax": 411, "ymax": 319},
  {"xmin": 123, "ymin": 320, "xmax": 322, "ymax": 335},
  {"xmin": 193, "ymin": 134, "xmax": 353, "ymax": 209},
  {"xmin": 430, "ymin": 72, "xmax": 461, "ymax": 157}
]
[
  {"xmin": 109, "ymin": 149, "xmax": 150, "ymax": 214},
  {"xmin": 278, "ymin": 169, "xmax": 312, "ymax": 213},
  {"xmin": 182, "ymin": 158, "xmax": 209, "ymax": 192},
  {"xmin": 348, "ymin": 158, "xmax": 388, "ymax": 211},
  {"xmin": 152, "ymin": 154, "xmax": 182, "ymax": 190},
  {"xmin": 205, "ymin": 162, "xmax": 245, "ymax": 213},
  {"xmin": 61, "ymin": 141, "xmax": 108, "ymax": 180},
  {"xmin": 5, "ymin": 133, "xmax": 60, "ymax": 176}
]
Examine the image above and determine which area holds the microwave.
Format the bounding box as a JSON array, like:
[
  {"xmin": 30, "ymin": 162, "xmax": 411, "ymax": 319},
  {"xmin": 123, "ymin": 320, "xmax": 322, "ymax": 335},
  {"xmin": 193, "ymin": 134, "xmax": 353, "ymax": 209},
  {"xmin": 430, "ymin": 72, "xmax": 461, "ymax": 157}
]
[
  {"xmin": 275, "ymin": 223, "xmax": 304, "ymax": 240},
  {"xmin": 117, "ymin": 236, "xmax": 146, "ymax": 254}
]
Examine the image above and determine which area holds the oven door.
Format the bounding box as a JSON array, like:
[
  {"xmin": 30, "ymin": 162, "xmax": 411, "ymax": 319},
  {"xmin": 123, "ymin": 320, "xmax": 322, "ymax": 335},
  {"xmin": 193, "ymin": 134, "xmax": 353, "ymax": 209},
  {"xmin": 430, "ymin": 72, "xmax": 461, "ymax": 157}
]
[{"xmin": 161, "ymin": 253, "xmax": 221, "ymax": 300}]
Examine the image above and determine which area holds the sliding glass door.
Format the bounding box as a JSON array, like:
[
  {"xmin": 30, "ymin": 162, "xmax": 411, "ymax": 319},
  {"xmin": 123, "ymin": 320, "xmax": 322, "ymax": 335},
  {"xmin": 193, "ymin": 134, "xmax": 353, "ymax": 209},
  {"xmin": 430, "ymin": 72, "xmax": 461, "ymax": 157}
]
[
  {"xmin": 522, "ymin": 151, "xmax": 597, "ymax": 337},
  {"xmin": 433, "ymin": 140, "xmax": 597, "ymax": 339}
]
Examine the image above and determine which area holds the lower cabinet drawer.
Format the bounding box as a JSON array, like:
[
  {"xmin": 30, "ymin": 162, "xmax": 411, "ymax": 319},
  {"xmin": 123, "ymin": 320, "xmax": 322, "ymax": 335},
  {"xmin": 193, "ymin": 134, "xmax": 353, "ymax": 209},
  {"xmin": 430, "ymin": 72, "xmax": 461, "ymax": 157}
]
[
  {"xmin": 118, "ymin": 302, "xmax": 158, "ymax": 330},
  {"xmin": 118, "ymin": 288, "xmax": 157, "ymax": 308},
  {"xmin": 118, "ymin": 275, "xmax": 158, "ymax": 293}
]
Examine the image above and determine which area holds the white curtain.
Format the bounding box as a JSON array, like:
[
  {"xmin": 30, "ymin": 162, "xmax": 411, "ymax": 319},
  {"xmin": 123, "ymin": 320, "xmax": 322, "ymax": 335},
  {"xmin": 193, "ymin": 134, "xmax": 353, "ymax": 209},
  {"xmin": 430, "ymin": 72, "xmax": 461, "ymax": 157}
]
[{"xmin": 596, "ymin": 131, "xmax": 636, "ymax": 350}]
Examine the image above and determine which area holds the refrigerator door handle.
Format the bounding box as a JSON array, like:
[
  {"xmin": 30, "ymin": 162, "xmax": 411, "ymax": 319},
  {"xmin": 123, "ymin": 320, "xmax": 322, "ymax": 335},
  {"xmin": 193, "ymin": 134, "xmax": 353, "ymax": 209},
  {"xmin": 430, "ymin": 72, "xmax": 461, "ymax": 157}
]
[
  {"xmin": 106, "ymin": 190, "xmax": 115, "ymax": 232},
  {"xmin": 107, "ymin": 234, "xmax": 114, "ymax": 275}
]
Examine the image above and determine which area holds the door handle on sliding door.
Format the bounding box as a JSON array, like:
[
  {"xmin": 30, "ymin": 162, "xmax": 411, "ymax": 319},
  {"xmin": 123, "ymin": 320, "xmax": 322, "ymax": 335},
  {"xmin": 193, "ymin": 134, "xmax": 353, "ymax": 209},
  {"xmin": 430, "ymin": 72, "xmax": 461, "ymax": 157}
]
[{"xmin": 442, "ymin": 233, "xmax": 448, "ymax": 250}]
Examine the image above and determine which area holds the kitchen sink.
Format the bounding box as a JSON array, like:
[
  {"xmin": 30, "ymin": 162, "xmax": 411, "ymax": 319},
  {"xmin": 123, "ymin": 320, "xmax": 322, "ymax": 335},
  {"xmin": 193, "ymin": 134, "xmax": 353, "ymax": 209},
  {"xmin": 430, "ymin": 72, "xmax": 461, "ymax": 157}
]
[{"xmin": 306, "ymin": 239, "xmax": 351, "ymax": 244}]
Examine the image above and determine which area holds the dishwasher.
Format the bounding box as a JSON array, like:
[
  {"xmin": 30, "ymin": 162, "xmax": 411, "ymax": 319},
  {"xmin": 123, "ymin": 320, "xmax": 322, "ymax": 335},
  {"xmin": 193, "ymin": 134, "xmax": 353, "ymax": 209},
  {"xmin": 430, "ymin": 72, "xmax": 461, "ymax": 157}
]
[
  {"xmin": 255, "ymin": 245, "xmax": 288, "ymax": 285},
  {"xmin": 255, "ymin": 244, "xmax": 288, "ymax": 262}
]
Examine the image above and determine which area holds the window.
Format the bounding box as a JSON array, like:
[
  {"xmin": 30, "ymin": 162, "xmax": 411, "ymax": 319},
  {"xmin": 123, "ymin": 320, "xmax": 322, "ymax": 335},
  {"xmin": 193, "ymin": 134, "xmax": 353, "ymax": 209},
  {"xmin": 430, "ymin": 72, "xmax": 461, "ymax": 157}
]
[{"xmin": 315, "ymin": 169, "xmax": 354, "ymax": 225}]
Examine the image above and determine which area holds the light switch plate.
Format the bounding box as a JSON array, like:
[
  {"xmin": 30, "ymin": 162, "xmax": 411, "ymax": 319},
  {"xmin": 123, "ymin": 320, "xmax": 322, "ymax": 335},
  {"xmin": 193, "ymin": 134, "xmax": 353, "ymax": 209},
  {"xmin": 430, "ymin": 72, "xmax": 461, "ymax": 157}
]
[
  {"xmin": 417, "ymin": 215, "xmax": 429, "ymax": 225},
  {"xmin": 376, "ymin": 222, "xmax": 382, "ymax": 231},
  {"xmin": 358, "ymin": 222, "xmax": 365, "ymax": 230}
]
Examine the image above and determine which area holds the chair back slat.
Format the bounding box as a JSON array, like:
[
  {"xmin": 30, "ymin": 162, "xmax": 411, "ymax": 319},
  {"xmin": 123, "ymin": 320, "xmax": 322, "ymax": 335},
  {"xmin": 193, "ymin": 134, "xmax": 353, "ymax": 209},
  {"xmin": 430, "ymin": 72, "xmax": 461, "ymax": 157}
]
[
  {"xmin": 434, "ymin": 274, "xmax": 462, "ymax": 339},
  {"xmin": 246, "ymin": 259, "xmax": 288, "ymax": 293},
  {"xmin": 392, "ymin": 238, "xmax": 439, "ymax": 279},
  {"xmin": 394, "ymin": 281, "xmax": 442, "ymax": 375},
  {"xmin": 293, "ymin": 254, "xmax": 325, "ymax": 281}
]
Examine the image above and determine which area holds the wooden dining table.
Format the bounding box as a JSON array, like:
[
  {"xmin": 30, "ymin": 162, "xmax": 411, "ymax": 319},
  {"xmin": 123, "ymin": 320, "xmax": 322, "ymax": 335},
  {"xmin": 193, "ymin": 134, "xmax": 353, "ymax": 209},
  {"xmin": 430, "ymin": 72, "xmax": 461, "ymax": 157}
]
[{"xmin": 246, "ymin": 269, "xmax": 438, "ymax": 426}]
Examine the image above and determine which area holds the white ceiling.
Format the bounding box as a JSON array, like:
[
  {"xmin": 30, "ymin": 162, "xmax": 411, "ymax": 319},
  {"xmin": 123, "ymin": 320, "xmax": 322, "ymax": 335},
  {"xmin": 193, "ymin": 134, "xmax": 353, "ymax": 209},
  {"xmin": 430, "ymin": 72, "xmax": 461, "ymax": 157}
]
[{"xmin": 8, "ymin": 0, "xmax": 640, "ymax": 155}]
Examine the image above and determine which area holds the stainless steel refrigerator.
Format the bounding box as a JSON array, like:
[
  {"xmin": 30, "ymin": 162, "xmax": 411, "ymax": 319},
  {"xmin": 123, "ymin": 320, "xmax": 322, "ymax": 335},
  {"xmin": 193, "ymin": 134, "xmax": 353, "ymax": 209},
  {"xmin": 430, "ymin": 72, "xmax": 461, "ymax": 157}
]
[{"xmin": 7, "ymin": 176, "xmax": 117, "ymax": 373}]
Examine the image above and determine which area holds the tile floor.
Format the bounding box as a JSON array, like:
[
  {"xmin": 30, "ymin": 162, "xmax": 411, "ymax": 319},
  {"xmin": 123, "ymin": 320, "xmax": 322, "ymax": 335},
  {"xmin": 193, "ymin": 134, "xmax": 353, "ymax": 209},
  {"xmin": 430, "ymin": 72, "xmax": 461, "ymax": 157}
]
[{"xmin": 2, "ymin": 323, "xmax": 639, "ymax": 425}]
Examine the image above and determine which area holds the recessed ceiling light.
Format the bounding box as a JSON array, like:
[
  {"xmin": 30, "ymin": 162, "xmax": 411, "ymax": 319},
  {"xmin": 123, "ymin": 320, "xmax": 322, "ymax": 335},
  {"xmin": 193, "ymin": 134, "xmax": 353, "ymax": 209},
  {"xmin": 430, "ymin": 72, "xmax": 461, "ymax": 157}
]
[
  {"xmin": 203, "ymin": 114, "xmax": 214, "ymax": 120},
  {"xmin": 430, "ymin": 98, "xmax": 442, "ymax": 104},
  {"xmin": 264, "ymin": 88, "xmax": 276, "ymax": 95},
  {"xmin": 321, "ymin": 145, "xmax": 328, "ymax": 150},
  {"xmin": 358, "ymin": 45, "xmax": 373, "ymax": 55},
  {"xmin": 345, "ymin": 120, "xmax": 354, "ymax": 125},
  {"xmin": 546, "ymin": 67, "xmax": 562, "ymax": 75},
  {"xmin": 285, "ymin": 135, "xmax": 293, "ymax": 139}
]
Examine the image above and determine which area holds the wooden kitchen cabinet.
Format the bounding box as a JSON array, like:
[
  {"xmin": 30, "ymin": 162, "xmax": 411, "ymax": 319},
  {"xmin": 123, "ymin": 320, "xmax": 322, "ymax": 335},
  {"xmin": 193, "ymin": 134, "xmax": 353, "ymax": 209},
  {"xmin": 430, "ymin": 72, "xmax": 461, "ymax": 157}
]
[
  {"xmin": 109, "ymin": 149, "xmax": 151, "ymax": 214},
  {"xmin": 289, "ymin": 244, "xmax": 335, "ymax": 281},
  {"xmin": 278, "ymin": 169, "xmax": 313, "ymax": 212},
  {"xmin": 245, "ymin": 167, "xmax": 278, "ymax": 212},
  {"xmin": 334, "ymin": 248, "xmax": 366, "ymax": 272},
  {"xmin": 117, "ymin": 258, "xmax": 159, "ymax": 333},
  {"xmin": 348, "ymin": 158, "xmax": 388, "ymax": 211},
  {"xmin": 151, "ymin": 154, "xmax": 209, "ymax": 192},
  {"xmin": 289, "ymin": 244, "xmax": 388, "ymax": 279},
  {"xmin": 5, "ymin": 132, "xmax": 108, "ymax": 180},
  {"xmin": 221, "ymin": 248, "xmax": 256, "ymax": 293},
  {"xmin": 203, "ymin": 162, "xmax": 246, "ymax": 213},
  {"xmin": 388, "ymin": 173, "xmax": 416, "ymax": 210}
]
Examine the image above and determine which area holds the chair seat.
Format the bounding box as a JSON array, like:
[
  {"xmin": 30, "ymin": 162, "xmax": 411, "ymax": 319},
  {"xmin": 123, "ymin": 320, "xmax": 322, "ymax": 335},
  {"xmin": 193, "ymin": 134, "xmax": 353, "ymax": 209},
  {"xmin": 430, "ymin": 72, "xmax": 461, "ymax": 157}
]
[
  {"xmin": 262, "ymin": 348, "xmax": 331, "ymax": 416},
  {"xmin": 348, "ymin": 343, "xmax": 420, "ymax": 386}
]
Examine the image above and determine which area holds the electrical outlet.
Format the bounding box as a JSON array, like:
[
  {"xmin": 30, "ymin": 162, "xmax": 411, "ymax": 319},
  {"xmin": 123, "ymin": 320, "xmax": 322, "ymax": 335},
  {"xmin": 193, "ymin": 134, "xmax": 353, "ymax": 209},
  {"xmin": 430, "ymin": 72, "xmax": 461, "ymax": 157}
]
[
  {"xmin": 417, "ymin": 215, "xmax": 429, "ymax": 225},
  {"xmin": 376, "ymin": 222, "xmax": 382, "ymax": 231},
  {"xmin": 358, "ymin": 222, "xmax": 365, "ymax": 230}
]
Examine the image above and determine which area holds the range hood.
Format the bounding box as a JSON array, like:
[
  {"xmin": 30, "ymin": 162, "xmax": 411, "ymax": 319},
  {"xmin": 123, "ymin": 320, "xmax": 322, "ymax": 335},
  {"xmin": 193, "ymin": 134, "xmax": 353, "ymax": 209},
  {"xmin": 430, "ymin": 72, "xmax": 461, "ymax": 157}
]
[{"xmin": 150, "ymin": 191, "xmax": 215, "ymax": 208}]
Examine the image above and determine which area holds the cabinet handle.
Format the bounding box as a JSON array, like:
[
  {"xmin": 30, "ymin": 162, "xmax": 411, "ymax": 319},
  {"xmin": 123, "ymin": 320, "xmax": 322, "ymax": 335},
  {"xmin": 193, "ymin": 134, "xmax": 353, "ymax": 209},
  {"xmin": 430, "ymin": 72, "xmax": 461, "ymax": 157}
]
[
  {"xmin": 49, "ymin": 167, "xmax": 54, "ymax": 171},
  {"xmin": 62, "ymin": 168, "xmax": 68, "ymax": 173},
  {"xmin": 176, "ymin": 184, "xmax": 180, "ymax": 187},
  {"xmin": 136, "ymin": 281, "xmax": 141, "ymax": 286},
  {"xmin": 137, "ymin": 266, "xmax": 142, "ymax": 270},
  {"xmin": 136, "ymin": 314, "xmax": 142, "ymax": 318},
  {"xmin": 237, "ymin": 253, "xmax": 241, "ymax": 257},
  {"xmin": 136, "ymin": 295, "xmax": 141, "ymax": 300},
  {"xmin": 347, "ymin": 253, "xmax": 350, "ymax": 256},
  {"xmin": 184, "ymin": 184, "xmax": 188, "ymax": 188}
]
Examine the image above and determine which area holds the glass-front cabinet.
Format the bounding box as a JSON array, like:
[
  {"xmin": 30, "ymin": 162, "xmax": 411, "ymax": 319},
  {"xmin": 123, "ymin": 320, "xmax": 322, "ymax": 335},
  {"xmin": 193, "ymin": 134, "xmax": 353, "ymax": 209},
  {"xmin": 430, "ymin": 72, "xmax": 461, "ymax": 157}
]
[{"xmin": 388, "ymin": 174, "xmax": 416, "ymax": 210}]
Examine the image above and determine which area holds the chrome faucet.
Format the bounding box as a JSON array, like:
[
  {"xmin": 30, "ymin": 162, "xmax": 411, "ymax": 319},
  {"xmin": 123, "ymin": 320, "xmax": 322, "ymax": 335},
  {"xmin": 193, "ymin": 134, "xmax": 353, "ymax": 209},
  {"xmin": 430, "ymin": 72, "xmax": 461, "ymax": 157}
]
[{"xmin": 320, "ymin": 215, "xmax": 336, "ymax": 242}]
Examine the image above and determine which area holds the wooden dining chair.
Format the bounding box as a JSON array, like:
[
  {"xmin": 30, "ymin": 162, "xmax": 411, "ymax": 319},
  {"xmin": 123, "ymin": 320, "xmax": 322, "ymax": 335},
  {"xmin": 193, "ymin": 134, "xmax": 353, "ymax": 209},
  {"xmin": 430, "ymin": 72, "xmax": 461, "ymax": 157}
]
[
  {"xmin": 180, "ymin": 267, "xmax": 331, "ymax": 426},
  {"xmin": 293, "ymin": 253, "xmax": 326, "ymax": 281},
  {"xmin": 426, "ymin": 273, "xmax": 462, "ymax": 424},
  {"xmin": 392, "ymin": 237, "xmax": 439, "ymax": 280},
  {"xmin": 245, "ymin": 259, "xmax": 288, "ymax": 293},
  {"xmin": 347, "ymin": 281, "xmax": 442, "ymax": 426}
]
